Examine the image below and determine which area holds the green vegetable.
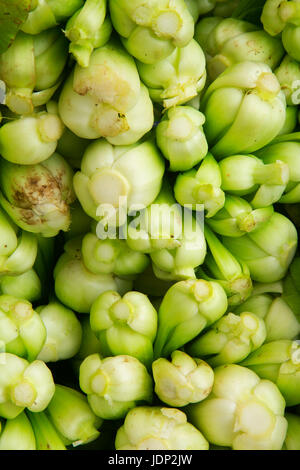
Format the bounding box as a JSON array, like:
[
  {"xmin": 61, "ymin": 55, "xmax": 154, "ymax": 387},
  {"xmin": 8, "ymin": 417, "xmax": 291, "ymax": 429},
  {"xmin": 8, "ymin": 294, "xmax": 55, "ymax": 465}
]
[
  {"xmin": 201, "ymin": 61, "xmax": 287, "ymax": 158},
  {"xmin": 275, "ymin": 55, "xmax": 300, "ymax": 106},
  {"xmin": 27, "ymin": 411, "xmax": 66, "ymax": 450},
  {"xmin": 194, "ymin": 16, "xmax": 221, "ymax": 57},
  {"xmin": 0, "ymin": 353, "xmax": 55, "ymax": 419},
  {"xmin": 82, "ymin": 232, "xmax": 149, "ymax": 277},
  {"xmin": 282, "ymin": 23, "xmax": 300, "ymax": 62},
  {"xmin": 261, "ymin": 0, "xmax": 300, "ymax": 61},
  {"xmin": 150, "ymin": 213, "xmax": 206, "ymax": 281},
  {"xmin": 0, "ymin": 28, "xmax": 69, "ymax": 115},
  {"xmin": 109, "ymin": 0, "xmax": 194, "ymax": 64},
  {"xmin": 126, "ymin": 182, "xmax": 184, "ymax": 254},
  {"xmin": 0, "ymin": 153, "xmax": 76, "ymax": 238},
  {"xmin": 71, "ymin": 317, "xmax": 102, "ymax": 375},
  {"xmin": 79, "ymin": 354, "xmax": 153, "ymax": 420},
  {"xmin": 56, "ymin": 128, "xmax": 90, "ymax": 171},
  {"xmin": 65, "ymin": 0, "xmax": 112, "ymax": 68},
  {"xmin": 20, "ymin": 0, "xmax": 84, "ymax": 35},
  {"xmin": 0, "ymin": 0, "xmax": 33, "ymax": 55},
  {"xmin": 137, "ymin": 39, "xmax": 206, "ymax": 108},
  {"xmin": 282, "ymin": 256, "xmax": 300, "ymax": 315},
  {"xmin": 71, "ymin": 38, "xmax": 141, "ymax": 113},
  {"xmin": 278, "ymin": 106, "xmax": 298, "ymax": 134},
  {"xmin": 152, "ymin": 350, "xmax": 214, "ymax": 407},
  {"xmin": 234, "ymin": 290, "xmax": 300, "ymax": 342},
  {"xmin": 187, "ymin": 311, "xmax": 266, "ymax": 366},
  {"xmin": 283, "ymin": 413, "xmax": 300, "ymax": 450},
  {"xmin": 0, "ymin": 412, "xmax": 36, "ymax": 450},
  {"xmin": 0, "ymin": 209, "xmax": 38, "ymax": 277},
  {"xmin": 58, "ymin": 39, "xmax": 154, "ymax": 144},
  {"xmin": 186, "ymin": 0, "xmax": 240, "ymax": 21},
  {"xmin": 0, "ymin": 294, "xmax": 46, "ymax": 361},
  {"xmin": 0, "ymin": 104, "xmax": 64, "ymax": 165},
  {"xmin": 54, "ymin": 237, "xmax": 132, "ymax": 314},
  {"xmin": 115, "ymin": 406, "xmax": 209, "ymax": 450},
  {"xmin": 64, "ymin": 201, "xmax": 92, "ymax": 243},
  {"xmin": 73, "ymin": 139, "xmax": 164, "ymax": 229},
  {"xmin": 206, "ymin": 196, "xmax": 274, "ymax": 237},
  {"xmin": 45, "ymin": 384, "xmax": 102, "ymax": 447},
  {"xmin": 219, "ymin": 154, "xmax": 289, "ymax": 208},
  {"xmin": 90, "ymin": 290, "xmax": 157, "ymax": 367},
  {"xmin": 241, "ymin": 340, "xmax": 300, "ymax": 407},
  {"xmin": 188, "ymin": 364, "xmax": 287, "ymax": 450},
  {"xmin": 261, "ymin": 0, "xmax": 290, "ymax": 36},
  {"xmin": 153, "ymin": 278, "xmax": 228, "ymax": 358},
  {"xmin": 174, "ymin": 152, "xmax": 225, "ymax": 218},
  {"xmin": 156, "ymin": 106, "xmax": 208, "ymax": 172},
  {"xmin": 196, "ymin": 17, "xmax": 284, "ymax": 81},
  {"xmin": 198, "ymin": 226, "xmax": 253, "ymax": 306},
  {"xmin": 1, "ymin": 0, "xmax": 300, "ymax": 453},
  {"xmin": 186, "ymin": 0, "xmax": 239, "ymax": 20},
  {"xmin": 127, "ymin": 182, "xmax": 206, "ymax": 281},
  {"xmin": 231, "ymin": 0, "xmax": 265, "ymax": 24},
  {"xmin": 256, "ymin": 133, "xmax": 300, "ymax": 204},
  {"xmin": 185, "ymin": 0, "xmax": 217, "ymax": 21},
  {"xmin": 36, "ymin": 301, "xmax": 82, "ymax": 363},
  {"xmin": 59, "ymin": 72, "xmax": 154, "ymax": 145},
  {"xmin": 0, "ymin": 269, "xmax": 42, "ymax": 303},
  {"xmin": 222, "ymin": 212, "xmax": 298, "ymax": 283}
]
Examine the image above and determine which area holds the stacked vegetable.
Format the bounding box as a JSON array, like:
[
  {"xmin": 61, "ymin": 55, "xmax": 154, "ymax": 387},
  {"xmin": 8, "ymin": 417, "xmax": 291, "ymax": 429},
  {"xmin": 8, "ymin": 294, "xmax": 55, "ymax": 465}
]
[{"xmin": 0, "ymin": 0, "xmax": 300, "ymax": 451}]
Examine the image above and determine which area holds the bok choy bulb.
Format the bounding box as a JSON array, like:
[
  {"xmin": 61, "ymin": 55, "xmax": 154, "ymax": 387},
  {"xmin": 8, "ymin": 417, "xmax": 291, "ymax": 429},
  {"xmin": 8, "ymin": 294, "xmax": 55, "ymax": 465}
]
[
  {"xmin": 222, "ymin": 212, "xmax": 298, "ymax": 283},
  {"xmin": 0, "ymin": 153, "xmax": 76, "ymax": 237},
  {"xmin": 79, "ymin": 353, "xmax": 153, "ymax": 420},
  {"xmin": 115, "ymin": 406, "xmax": 209, "ymax": 450},
  {"xmin": 65, "ymin": 0, "xmax": 112, "ymax": 68},
  {"xmin": 256, "ymin": 133, "xmax": 300, "ymax": 204},
  {"xmin": 36, "ymin": 301, "xmax": 82, "ymax": 363},
  {"xmin": 137, "ymin": 39, "xmax": 207, "ymax": 109},
  {"xmin": 0, "ymin": 208, "xmax": 38, "ymax": 277},
  {"xmin": 54, "ymin": 237, "xmax": 133, "ymax": 314},
  {"xmin": 0, "ymin": 103, "xmax": 64, "ymax": 165},
  {"xmin": 73, "ymin": 139, "xmax": 164, "ymax": 228},
  {"xmin": 90, "ymin": 290, "xmax": 157, "ymax": 367},
  {"xmin": 81, "ymin": 232, "xmax": 149, "ymax": 278},
  {"xmin": 261, "ymin": 0, "xmax": 300, "ymax": 61},
  {"xmin": 219, "ymin": 154, "xmax": 289, "ymax": 208},
  {"xmin": 174, "ymin": 153, "xmax": 225, "ymax": 218},
  {"xmin": 58, "ymin": 39, "xmax": 154, "ymax": 144},
  {"xmin": 188, "ymin": 364, "xmax": 287, "ymax": 450},
  {"xmin": 0, "ymin": 412, "xmax": 36, "ymax": 450},
  {"xmin": 234, "ymin": 286, "xmax": 300, "ymax": 342},
  {"xmin": 195, "ymin": 17, "xmax": 284, "ymax": 81},
  {"xmin": 206, "ymin": 195, "xmax": 274, "ymax": 238},
  {"xmin": 0, "ymin": 353, "xmax": 55, "ymax": 419},
  {"xmin": 152, "ymin": 350, "xmax": 214, "ymax": 407},
  {"xmin": 45, "ymin": 384, "xmax": 102, "ymax": 447},
  {"xmin": 153, "ymin": 278, "xmax": 228, "ymax": 358},
  {"xmin": 0, "ymin": 28, "xmax": 69, "ymax": 115},
  {"xmin": 156, "ymin": 106, "xmax": 208, "ymax": 172},
  {"xmin": 20, "ymin": 0, "xmax": 84, "ymax": 35},
  {"xmin": 109, "ymin": 0, "xmax": 194, "ymax": 64},
  {"xmin": 187, "ymin": 311, "xmax": 267, "ymax": 367},
  {"xmin": 241, "ymin": 340, "xmax": 300, "ymax": 407},
  {"xmin": 0, "ymin": 294, "xmax": 46, "ymax": 362},
  {"xmin": 201, "ymin": 61, "xmax": 287, "ymax": 158}
]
